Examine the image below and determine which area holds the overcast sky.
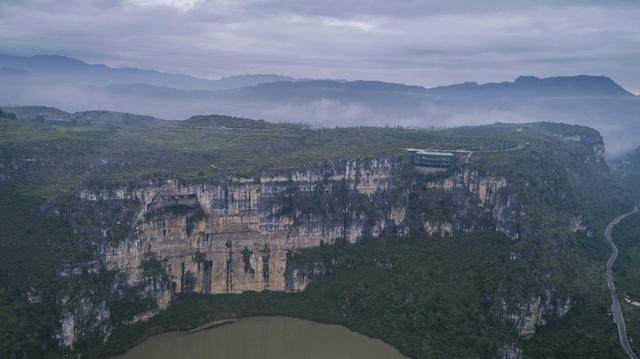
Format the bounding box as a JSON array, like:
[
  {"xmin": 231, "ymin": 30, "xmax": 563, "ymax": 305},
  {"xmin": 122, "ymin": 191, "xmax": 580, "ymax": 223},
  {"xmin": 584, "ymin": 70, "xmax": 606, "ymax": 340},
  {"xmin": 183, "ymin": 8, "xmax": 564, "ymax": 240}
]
[{"xmin": 1, "ymin": 0, "xmax": 639, "ymax": 92}]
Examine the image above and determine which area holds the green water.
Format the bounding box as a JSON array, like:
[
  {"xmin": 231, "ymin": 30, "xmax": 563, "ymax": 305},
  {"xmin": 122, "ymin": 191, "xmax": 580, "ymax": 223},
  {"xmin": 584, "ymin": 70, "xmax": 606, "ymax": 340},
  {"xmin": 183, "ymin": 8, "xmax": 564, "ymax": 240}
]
[{"xmin": 113, "ymin": 316, "xmax": 405, "ymax": 359}]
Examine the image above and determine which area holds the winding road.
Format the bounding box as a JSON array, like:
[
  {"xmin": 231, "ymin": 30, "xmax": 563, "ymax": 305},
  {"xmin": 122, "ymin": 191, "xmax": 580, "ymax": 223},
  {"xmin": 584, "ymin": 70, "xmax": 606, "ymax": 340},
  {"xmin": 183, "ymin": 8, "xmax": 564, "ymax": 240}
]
[{"xmin": 605, "ymin": 205, "xmax": 639, "ymax": 359}]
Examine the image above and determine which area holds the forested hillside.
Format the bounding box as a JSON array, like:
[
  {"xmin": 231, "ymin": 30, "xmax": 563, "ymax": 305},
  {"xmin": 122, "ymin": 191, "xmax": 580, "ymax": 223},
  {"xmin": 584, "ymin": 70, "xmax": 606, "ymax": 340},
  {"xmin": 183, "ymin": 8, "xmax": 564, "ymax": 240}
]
[{"xmin": 0, "ymin": 109, "xmax": 632, "ymax": 358}]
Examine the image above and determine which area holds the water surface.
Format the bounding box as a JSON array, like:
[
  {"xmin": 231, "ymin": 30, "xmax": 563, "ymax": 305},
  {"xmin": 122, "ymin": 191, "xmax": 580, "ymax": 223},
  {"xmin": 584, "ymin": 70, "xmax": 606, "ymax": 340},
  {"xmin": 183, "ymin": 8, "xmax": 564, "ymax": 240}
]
[{"xmin": 114, "ymin": 316, "xmax": 405, "ymax": 359}]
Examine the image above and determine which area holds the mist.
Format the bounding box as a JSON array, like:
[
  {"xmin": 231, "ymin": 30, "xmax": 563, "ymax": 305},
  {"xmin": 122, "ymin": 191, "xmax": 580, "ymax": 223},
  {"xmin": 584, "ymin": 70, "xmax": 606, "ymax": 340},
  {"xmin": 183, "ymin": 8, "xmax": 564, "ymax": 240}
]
[{"xmin": 3, "ymin": 69, "xmax": 639, "ymax": 156}]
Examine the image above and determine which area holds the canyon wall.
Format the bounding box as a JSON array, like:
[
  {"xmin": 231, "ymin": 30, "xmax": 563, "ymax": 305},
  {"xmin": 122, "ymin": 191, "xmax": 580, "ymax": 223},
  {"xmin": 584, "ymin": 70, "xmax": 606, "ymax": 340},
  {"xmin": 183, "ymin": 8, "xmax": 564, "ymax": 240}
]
[
  {"xmin": 70, "ymin": 157, "xmax": 515, "ymax": 294},
  {"xmin": 58, "ymin": 135, "xmax": 607, "ymax": 350},
  {"xmin": 57, "ymin": 156, "xmax": 526, "ymax": 347}
]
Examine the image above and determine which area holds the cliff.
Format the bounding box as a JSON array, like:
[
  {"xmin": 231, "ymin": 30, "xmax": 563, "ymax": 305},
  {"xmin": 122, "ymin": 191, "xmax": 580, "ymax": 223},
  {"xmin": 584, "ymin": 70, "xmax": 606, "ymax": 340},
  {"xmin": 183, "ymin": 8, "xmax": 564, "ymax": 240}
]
[
  {"xmin": 58, "ymin": 156, "xmax": 521, "ymax": 344},
  {"xmin": 0, "ymin": 112, "xmax": 631, "ymax": 358},
  {"xmin": 60, "ymin": 142, "xmax": 593, "ymax": 351}
]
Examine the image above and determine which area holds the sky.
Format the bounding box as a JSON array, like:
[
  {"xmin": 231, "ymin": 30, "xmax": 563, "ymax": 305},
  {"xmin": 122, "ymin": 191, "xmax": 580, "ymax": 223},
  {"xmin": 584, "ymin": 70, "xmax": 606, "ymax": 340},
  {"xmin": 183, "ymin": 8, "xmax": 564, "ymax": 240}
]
[{"xmin": 1, "ymin": 0, "xmax": 639, "ymax": 93}]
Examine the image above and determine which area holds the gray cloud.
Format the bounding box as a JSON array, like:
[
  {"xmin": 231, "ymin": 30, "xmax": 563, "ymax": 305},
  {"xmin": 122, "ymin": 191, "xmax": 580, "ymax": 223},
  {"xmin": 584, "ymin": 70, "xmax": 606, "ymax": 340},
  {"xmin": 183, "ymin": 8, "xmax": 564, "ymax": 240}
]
[{"xmin": 0, "ymin": 0, "xmax": 639, "ymax": 92}]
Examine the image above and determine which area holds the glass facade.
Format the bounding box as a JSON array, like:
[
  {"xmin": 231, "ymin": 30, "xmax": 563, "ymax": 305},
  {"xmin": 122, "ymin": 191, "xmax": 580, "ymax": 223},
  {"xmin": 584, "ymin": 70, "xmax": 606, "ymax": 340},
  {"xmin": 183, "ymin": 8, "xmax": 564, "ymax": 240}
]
[{"xmin": 407, "ymin": 150, "xmax": 455, "ymax": 168}]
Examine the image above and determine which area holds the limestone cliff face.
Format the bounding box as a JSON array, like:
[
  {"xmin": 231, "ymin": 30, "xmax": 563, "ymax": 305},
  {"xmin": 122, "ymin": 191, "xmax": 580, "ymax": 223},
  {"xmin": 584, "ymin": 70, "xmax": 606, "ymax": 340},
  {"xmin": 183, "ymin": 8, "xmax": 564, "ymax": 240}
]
[
  {"xmin": 72, "ymin": 159, "xmax": 515, "ymax": 294},
  {"xmin": 56, "ymin": 154, "xmax": 579, "ymax": 348},
  {"xmin": 74, "ymin": 158, "xmax": 402, "ymax": 296},
  {"xmin": 499, "ymin": 293, "xmax": 571, "ymax": 337}
]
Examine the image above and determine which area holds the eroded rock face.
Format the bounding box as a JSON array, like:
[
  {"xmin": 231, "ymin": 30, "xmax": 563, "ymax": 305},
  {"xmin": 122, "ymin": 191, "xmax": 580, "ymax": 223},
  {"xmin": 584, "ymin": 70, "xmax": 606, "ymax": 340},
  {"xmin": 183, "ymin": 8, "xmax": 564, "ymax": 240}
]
[
  {"xmin": 76, "ymin": 158, "xmax": 404, "ymax": 296},
  {"xmin": 499, "ymin": 293, "xmax": 572, "ymax": 337},
  {"xmin": 55, "ymin": 156, "xmax": 577, "ymax": 348},
  {"xmin": 498, "ymin": 342, "xmax": 523, "ymax": 359},
  {"xmin": 74, "ymin": 159, "xmax": 517, "ymax": 296}
]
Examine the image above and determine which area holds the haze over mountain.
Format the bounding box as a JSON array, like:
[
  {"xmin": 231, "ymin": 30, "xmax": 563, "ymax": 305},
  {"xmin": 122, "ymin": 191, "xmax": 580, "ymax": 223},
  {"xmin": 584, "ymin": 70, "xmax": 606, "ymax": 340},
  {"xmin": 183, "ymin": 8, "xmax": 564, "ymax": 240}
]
[
  {"xmin": 1, "ymin": 53, "xmax": 639, "ymax": 155},
  {"xmin": 0, "ymin": 54, "xmax": 295, "ymax": 91}
]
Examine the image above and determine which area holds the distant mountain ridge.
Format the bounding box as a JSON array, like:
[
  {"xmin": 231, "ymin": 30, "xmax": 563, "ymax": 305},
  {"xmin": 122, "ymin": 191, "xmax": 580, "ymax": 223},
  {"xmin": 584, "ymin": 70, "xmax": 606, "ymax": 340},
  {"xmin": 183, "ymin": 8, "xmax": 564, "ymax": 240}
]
[
  {"xmin": 250, "ymin": 79, "xmax": 427, "ymax": 93},
  {"xmin": 427, "ymin": 75, "xmax": 635, "ymax": 97},
  {"xmin": 1, "ymin": 53, "xmax": 635, "ymax": 97},
  {"xmin": 95, "ymin": 74, "xmax": 634, "ymax": 104},
  {"xmin": 0, "ymin": 53, "xmax": 295, "ymax": 91},
  {"xmin": 218, "ymin": 75, "xmax": 635, "ymax": 100},
  {"xmin": 0, "ymin": 105, "xmax": 163, "ymax": 124}
]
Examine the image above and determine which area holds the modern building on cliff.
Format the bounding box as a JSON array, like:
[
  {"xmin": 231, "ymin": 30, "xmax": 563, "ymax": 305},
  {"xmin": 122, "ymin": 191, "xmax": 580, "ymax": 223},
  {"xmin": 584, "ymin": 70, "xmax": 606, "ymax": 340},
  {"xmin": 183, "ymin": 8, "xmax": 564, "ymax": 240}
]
[{"xmin": 405, "ymin": 148, "xmax": 455, "ymax": 168}]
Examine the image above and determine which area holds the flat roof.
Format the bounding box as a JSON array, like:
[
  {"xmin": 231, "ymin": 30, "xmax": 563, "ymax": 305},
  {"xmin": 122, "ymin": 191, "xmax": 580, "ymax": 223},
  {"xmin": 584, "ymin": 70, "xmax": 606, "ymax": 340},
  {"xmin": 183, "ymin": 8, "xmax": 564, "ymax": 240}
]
[{"xmin": 405, "ymin": 148, "xmax": 454, "ymax": 156}]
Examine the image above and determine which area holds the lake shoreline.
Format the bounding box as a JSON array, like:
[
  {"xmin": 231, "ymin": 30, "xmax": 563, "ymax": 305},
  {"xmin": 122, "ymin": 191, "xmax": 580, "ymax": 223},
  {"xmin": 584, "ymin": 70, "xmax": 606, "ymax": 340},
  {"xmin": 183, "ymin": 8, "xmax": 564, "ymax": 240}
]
[{"xmin": 112, "ymin": 316, "xmax": 406, "ymax": 359}]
